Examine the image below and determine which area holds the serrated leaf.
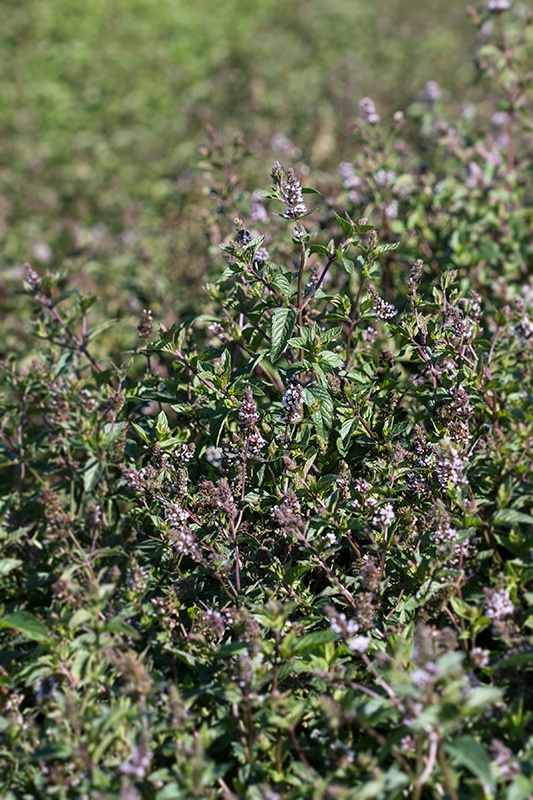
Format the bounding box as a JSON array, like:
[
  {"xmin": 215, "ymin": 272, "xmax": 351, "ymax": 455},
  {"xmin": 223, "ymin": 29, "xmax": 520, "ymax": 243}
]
[
  {"xmin": 0, "ymin": 611, "xmax": 50, "ymax": 643},
  {"xmin": 131, "ymin": 422, "xmax": 150, "ymax": 444},
  {"xmin": 215, "ymin": 348, "xmax": 232, "ymax": 386},
  {"xmin": 216, "ymin": 265, "xmax": 238, "ymax": 284},
  {"xmin": 338, "ymin": 417, "xmax": 357, "ymax": 455},
  {"xmin": 271, "ymin": 274, "xmax": 292, "ymax": 299},
  {"xmin": 306, "ymin": 385, "xmax": 334, "ymax": 440},
  {"xmin": 375, "ymin": 242, "xmax": 400, "ymax": 254},
  {"xmin": 270, "ymin": 308, "xmax": 298, "ymax": 362},
  {"xmin": 84, "ymin": 456, "xmax": 103, "ymax": 493},
  {"xmin": 317, "ymin": 351, "xmax": 344, "ymax": 369},
  {"xmin": 243, "ymin": 234, "xmax": 265, "ymax": 251},
  {"xmin": 334, "ymin": 212, "xmax": 355, "ymax": 239}
]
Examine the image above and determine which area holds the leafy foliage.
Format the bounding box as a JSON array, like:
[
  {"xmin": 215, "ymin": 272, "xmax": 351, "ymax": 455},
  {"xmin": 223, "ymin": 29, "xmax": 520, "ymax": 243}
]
[{"xmin": 1, "ymin": 4, "xmax": 533, "ymax": 799}]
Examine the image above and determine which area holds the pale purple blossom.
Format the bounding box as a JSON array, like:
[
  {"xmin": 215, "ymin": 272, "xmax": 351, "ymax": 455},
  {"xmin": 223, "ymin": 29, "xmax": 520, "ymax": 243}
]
[
  {"xmin": 360, "ymin": 97, "xmax": 380, "ymax": 125},
  {"xmin": 347, "ymin": 635, "xmax": 370, "ymax": 653},
  {"xmin": 282, "ymin": 169, "xmax": 307, "ymax": 219},
  {"xmin": 282, "ymin": 378, "xmax": 305, "ymax": 422},
  {"xmin": 484, "ymin": 587, "xmax": 514, "ymax": 620},
  {"xmin": 372, "ymin": 503, "xmax": 395, "ymax": 528}
]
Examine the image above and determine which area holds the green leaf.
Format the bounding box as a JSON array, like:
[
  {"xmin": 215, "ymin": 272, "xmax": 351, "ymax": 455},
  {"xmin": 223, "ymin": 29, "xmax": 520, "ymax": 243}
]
[
  {"xmin": 490, "ymin": 650, "xmax": 533, "ymax": 671},
  {"xmin": 375, "ymin": 242, "xmax": 400, "ymax": 254},
  {"xmin": 131, "ymin": 422, "xmax": 151, "ymax": 444},
  {"xmin": 317, "ymin": 350, "xmax": 344, "ymax": 369},
  {"xmin": 271, "ymin": 274, "xmax": 292, "ymax": 299},
  {"xmin": 340, "ymin": 256, "xmax": 356, "ymax": 275},
  {"xmin": 308, "ymin": 244, "xmax": 330, "ymax": 256},
  {"xmin": 156, "ymin": 410, "xmax": 171, "ymax": 437},
  {"xmin": 507, "ymin": 774, "xmax": 533, "ymax": 800},
  {"xmin": 338, "ymin": 417, "xmax": 357, "ymax": 454},
  {"xmin": 83, "ymin": 456, "xmax": 103, "ymax": 494},
  {"xmin": 32, "ymin": 743, "xmax": 72, "ymax": 760},
  {"xmin": 243, "ymin": 234, "xmax": 265, "ymax": 251},
  {"xmin": 0, "ymin": 558, "xmax": 23, "ymax": 576},
  {"xmin": 86, "ymin": 318, "xmax": 119, "ymax": 342},
  {"xmin": 270, "ymin": 308, "xmax": 298, "ymax": 362},
  {"xmin": 306, "ymin": 385, "xmax": 334, "ymax": 441},
  {"xmin": 0, "ymin": 612, "xmax": 50, "ymax": 643},
  {"xmin": 444, "ymin": 736, "xmax": 495, "ymax": 793},
  {"xmin": 334, "ymin": 212, "xmax": 355, "ymax": 239},
  {"xmin": 215, "ymin": 348, "xmax": 232, "ymax": 386},
  {"xmin": 292, "ymin": 630, "xmax": 337, "ymax": 654},
  {"xmin": 494, "ymin": 509, "xmax": 533, "ymax": 526}
]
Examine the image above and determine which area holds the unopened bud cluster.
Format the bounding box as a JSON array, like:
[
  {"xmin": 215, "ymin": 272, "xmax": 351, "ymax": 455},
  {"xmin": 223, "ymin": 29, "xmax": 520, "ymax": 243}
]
[
  {"xmin": 239, "ymin": 386, "xmax": 259, "ymax": 430},
  {"xmin": 138, "ymin": 309, "xmax": 153, "ymax": 340}
]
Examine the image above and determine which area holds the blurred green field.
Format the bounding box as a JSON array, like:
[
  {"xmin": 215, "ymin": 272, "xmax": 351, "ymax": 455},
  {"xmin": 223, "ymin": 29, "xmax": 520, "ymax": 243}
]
[{"xmin": 1, "ymin": 0, "xmax": 476, "ymax": 359}]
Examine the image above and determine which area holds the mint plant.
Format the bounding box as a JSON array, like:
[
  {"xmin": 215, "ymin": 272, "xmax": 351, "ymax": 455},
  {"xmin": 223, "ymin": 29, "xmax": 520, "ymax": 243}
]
[{"xmin": 1, "ymin": 4, "xmax": 532, "ymax": 798}]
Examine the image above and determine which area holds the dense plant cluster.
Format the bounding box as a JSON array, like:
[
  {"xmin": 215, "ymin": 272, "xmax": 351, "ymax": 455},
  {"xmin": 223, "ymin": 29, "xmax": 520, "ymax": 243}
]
[{"xmin": 1, "ymin": 4, "xmax": 533, "ymax": 799}]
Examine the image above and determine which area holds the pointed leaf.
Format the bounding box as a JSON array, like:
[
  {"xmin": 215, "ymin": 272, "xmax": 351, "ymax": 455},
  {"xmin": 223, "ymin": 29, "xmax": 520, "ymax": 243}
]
[
  {"xmin": 84, "ymin": 456, "xmax": 103, "ymax": 493},
  {"xmin": 0, "ymin": 612, "xmax": 50, "ymax": 643},
  {"xmin": 271, "ymin": 308, "xmax": 298, "ymax": 362},
  {"xmin": 444, "ymin": 736, "xmax": 495, "ymax": 793},
  {"xmin": 334, "ymin": 213, "xmax": 355, "ymax": 239},
  {"xmin": 494, "ymin": 509, "xmax": 533, "ymax": 526},
  {"xmin": 156, "ymin": 411, "xmax": 171, "ymax": 437},
  {"xmin": 0, "ymin": 558, "xmax": 23, "ymax": 576}
]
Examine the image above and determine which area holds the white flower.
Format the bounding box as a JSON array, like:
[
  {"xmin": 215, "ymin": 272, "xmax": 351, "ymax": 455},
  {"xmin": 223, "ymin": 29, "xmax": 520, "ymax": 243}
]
[
  {"xmin": 347, "ymin": 635, "xmax": 370, "ymax": 653},
  {"xmin": 372, "ymin": 503, "xmax": 395, "ymax": 528}
]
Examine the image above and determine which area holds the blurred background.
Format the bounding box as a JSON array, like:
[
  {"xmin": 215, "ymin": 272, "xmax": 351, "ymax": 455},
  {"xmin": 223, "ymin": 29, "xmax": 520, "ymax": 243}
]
[{"xmin": 1, "ymin": 0, "xmax": 477, "ymax": 357}]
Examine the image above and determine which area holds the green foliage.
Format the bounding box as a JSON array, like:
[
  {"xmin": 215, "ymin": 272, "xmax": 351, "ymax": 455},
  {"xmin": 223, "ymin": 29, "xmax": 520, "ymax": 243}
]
[
  {"xmin": 0, "ymin": 0, "xmax": 476, "ymax": 365},
  {"xmin": 1, "ymin": 3, "xmax": 533, "ymax": 798}
]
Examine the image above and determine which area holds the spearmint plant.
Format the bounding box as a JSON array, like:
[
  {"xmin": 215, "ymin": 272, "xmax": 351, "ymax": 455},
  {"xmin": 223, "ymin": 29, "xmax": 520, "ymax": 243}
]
[{"xmin": 1, "ymin": 4, "xmax": 532, "ymax": 799}]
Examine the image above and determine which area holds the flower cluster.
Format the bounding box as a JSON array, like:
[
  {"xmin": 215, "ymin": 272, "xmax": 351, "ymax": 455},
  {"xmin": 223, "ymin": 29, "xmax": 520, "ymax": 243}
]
[
  {"xmin": 282, "ymin": 168, "xmax": 307, "ymax": 219},
  {"xmin": 281, "ymin": 377, "xmax": 305, "ymax": 422},
  {"xmin": 327, "ymin": 607, "xmax": 370, "ymax": 654},
  {"xmin": 168, "ymin": 527, "xmax": 199, "ymax": 558},
  {"xmin": 359, "ymin": 97, "xmax": 380, "ymax": 125},
  {"xmin": 369, "ymin": 285, "xmax": 397, "ymax": 321},
  {"xmin": 483, "ymin": 587, "xmax": 514, "ymax": 620},
  {"xmin": 272, "ymin": 489, "xmax": 304, "ymax": 536},
  {"xmin": 137, "ymin": 308, "xmax": 153, "ymax": 340},
  {"xmin": 487, "ymin": 0, "xmax": 511, "ymax": 12},
  {"xmin": 434, "ymin": 443, "xmax": 468, "ymax": 488},
  {"xmin": 239, "ymin": 386, "xmax": 259, "ymax": 431},
  {"xmin": 372, "ymin": 502, "xmax": 395, "ymax": 528},
  {"xmin": 120, "ymin": 744, "xmax": 153, "ymax": 779},
  {"xmin": 422, "ymin": 80, "xmax": 442, "ymax": 102}
]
